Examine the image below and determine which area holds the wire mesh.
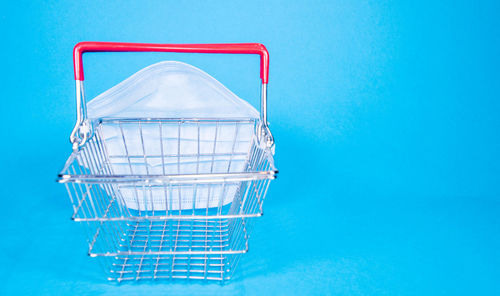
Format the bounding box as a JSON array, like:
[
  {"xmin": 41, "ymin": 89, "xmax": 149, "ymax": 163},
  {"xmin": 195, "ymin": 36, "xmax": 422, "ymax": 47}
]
[
  {"xmin": 83, "ymin": 218, "xmax": 249, "ymax": 281},
  {"xmin": 59, "ymin": 118, "xmax": 276, "ymax": 221},
  {"xmin": 87, "ymin": 219, "xmax": 248, "ymax": 256},
  {"xmin": 59, "ymin": 118, "xmax": 276, "ymax": 282}
]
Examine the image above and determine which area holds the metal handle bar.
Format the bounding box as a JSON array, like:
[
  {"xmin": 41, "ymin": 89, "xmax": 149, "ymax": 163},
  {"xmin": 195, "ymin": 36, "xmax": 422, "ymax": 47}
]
[
  {"xmin": 73, "ymin": 42, "xmax": 269, "ymax": 83},
  {"xmin": 70, "ymin": 42, "xmax": 273, "ymax": 150}
]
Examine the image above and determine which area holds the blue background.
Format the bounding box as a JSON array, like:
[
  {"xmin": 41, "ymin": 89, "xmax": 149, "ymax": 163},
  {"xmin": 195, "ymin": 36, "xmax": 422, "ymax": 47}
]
[{"xmin": 1, "ymin": 1, "xmax": 499, "ymax": 295}]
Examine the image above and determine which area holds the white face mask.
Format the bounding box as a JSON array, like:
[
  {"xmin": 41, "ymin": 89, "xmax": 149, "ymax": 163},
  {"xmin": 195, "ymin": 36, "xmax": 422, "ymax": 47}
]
[
  {"xmin": 84, "ymin": 61, "xmax": 260, "ymax": 211},
  {"xmin": 87, "ymin": 61, "xmax": 259, "ymax": 119}
]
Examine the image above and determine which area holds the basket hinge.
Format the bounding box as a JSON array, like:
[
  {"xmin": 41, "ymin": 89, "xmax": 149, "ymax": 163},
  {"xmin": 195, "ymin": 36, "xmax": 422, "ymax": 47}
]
[{"xmin": 70, "ymin": 80, "xmax": 92, "ymax": 150}]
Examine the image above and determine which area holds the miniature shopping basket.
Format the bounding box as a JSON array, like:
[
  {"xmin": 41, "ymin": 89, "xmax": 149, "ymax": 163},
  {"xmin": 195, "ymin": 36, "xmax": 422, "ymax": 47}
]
[{"xmin": 57, "ymin": 42, "xmax": 277, "ymax": 282}]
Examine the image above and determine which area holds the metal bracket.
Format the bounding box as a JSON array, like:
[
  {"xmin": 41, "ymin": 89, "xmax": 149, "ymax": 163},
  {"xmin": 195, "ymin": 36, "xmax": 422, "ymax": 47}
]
[{"xmin": 69, "ymin": 80, "xmax": 91, "ymax": 150}]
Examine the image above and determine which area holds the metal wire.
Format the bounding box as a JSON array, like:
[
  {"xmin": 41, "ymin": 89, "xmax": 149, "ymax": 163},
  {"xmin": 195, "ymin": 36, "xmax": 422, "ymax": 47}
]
[
  {"xmin": 60, "ymin": 118, "xmax": 276, "ymax": 221},
  {"xmin": 88, "ymin": 219, "xmax": 248, "ymax": 256},
  {"xmin": 59, "ymin": 118, "xmax": 276, "ymax": 282}
]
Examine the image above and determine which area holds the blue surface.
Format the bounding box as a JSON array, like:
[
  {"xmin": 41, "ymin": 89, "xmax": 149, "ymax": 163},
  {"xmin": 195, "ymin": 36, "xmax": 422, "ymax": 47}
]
[{"xmin": 1, "ymin": 0, "xmax": 499, "ymax": 295}]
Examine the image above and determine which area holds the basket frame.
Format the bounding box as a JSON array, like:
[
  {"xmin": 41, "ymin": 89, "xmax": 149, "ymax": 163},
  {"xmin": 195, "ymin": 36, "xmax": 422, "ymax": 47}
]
[
  {"xmin": 59, "ymin": 42, "xmax": 277, "ymax": 282},
  {"xmin": 59, "ymin": 118, "xmax": 276, "ymax": 222}
]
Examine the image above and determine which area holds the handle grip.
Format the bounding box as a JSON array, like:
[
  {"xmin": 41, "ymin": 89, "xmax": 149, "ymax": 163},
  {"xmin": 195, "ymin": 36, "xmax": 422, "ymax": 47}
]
[{"xmin": 73, "ymin": 41, "xmax": 270, "ymax": 83}]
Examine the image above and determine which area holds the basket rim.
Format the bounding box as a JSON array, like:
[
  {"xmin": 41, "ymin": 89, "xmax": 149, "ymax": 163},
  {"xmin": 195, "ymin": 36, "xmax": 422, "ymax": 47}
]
[
  {"xmin": 97, "ymin": 117, "xmax": 259, "ymax": 124},
  {"xmin": 58, "ymin": 116, "xmax": 277, "ymax": 184},
  {"xmin": 58, "ymin": 170, "xmax": 278, "ymax": 184}
]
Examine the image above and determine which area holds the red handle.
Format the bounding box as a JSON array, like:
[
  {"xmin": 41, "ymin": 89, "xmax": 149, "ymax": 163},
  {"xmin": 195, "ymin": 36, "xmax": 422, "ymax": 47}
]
[{"xmin": 73, "ymin": 41, "xmax": 269, "ymax": 83}]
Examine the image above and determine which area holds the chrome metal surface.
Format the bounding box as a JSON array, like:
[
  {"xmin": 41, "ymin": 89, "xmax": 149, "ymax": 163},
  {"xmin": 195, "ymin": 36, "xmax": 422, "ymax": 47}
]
[
  {"xmin": 259, "ymin": 83, "xmax": 274, "ymax": 149},
  {"xmin": 60, "ymin": 117, "xmax": 276, "ymax": 282},
  {"xmin": 261, "ymin": 83, "xmax": 267, "ymax": 125},
  {"xmin": 87, "ymin": 219, "xmax": 248, "ymax": 256},
  {"xmin": 70, "ymin": 80, "xmax": 92, "ymax": 150},
  {"xmin": 85, "ymin": 219, "xmax": 252, "ymax": 281},
  {"xmin": 60, "ymin": 118, "xmax": 275, "ymax": 221}
]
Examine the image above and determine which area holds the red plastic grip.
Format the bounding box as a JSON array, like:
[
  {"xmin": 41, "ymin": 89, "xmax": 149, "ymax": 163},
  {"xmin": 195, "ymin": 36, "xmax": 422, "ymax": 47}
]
[{"xmin": 73, "ymin": 41, "xmax": 269, "ymax": 83}]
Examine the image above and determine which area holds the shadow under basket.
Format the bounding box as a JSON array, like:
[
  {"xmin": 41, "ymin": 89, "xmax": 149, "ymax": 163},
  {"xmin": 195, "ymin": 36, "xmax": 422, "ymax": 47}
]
[{"xmin": 58, "ymin": 118, "xmax": 277, "ymax": 282}]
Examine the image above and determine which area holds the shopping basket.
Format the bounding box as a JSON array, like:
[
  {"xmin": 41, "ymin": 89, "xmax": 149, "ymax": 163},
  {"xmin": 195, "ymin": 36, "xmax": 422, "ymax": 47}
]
[{"xmin": 57, "ymin": 42, "xmax": 277, "ymax": 282}]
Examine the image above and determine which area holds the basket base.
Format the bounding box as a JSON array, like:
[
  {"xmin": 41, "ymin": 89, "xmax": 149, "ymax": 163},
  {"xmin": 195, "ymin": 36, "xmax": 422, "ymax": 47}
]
[
  {"xmin": 104, "ymin": 253, "xmax": 240, "ymax": 282},
  {"xmin": 87, "ymin": 219, "xmax": 249, "ymax": 282}
]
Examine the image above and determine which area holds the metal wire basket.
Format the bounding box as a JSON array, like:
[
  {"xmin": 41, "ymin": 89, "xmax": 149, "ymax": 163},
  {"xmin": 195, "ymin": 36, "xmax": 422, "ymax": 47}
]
[{"xmin": 58, "ymin": 42, "xmax": 277, "ymax": 282}]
